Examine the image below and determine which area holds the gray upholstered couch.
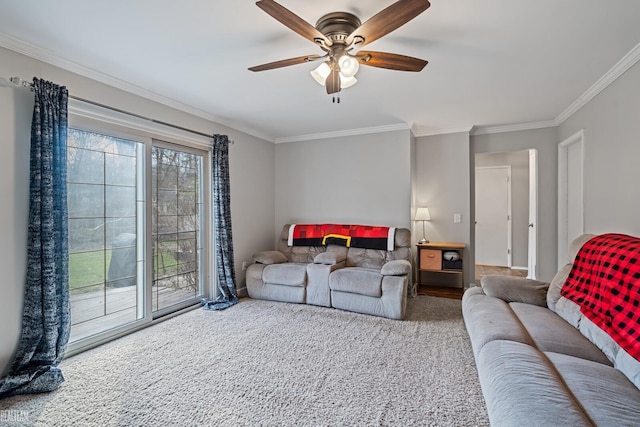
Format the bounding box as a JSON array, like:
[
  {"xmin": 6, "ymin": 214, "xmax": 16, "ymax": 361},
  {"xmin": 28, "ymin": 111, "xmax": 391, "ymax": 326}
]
[
  {"xmin": 246, "ymin": 224, "xmax": 412, "ymax": 319},
  {"xmin": 463, "ymin": 234, "xmax": 640, "ymax": 426}
]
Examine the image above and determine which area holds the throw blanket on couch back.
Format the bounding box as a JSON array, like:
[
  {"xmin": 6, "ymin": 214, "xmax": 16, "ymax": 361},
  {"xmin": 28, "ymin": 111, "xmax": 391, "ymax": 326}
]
[
  {"xmin": 561, "ymin": 233, "xmax": 640, "ymax": 361},
  {"xmin": 288, "ymin": 224, "xmax": 396, "ymax": 251}
]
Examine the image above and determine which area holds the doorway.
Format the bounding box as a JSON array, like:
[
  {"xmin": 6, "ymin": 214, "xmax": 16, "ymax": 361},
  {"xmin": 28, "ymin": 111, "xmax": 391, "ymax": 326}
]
[
  {"xmin": 475, "ymin": 166, "xmax": 511, "ymax": 267},
  {"xmin": 475, "ymin": 150, "xmax": 537, "ymax": 283},
  {"xmin": 558, "ymin": 130, "xmax": 584, "ymax": 269},
  {"xmin": 66, "ymin": 126, "xmax": 209, "ymax": 350}
]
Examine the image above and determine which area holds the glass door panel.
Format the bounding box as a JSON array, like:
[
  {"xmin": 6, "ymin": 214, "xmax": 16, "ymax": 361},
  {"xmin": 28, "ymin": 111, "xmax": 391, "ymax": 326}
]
[
  {"xmin": 151, "ymin": 144, "xmax": 204, "ymax": 312},
  {"xmin": 67, "ymin": 129, "xmax": 144, "ymax": 342}
]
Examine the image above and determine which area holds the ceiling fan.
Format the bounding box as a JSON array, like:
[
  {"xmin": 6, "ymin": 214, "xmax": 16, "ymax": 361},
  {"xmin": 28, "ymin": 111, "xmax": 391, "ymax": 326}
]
[{"xmin": 249, "ymin": 0, "xmax": 430, "ymax": 100}]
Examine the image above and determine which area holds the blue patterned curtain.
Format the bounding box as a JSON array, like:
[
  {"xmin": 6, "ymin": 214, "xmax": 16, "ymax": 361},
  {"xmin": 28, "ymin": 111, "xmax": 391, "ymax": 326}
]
[
  {"xmin": 0, "ymin": 78, "xmax": 70, "ymax": 398},
  {"xmin": 202, "ymin": 134, "xmax": 238, "ymax": 311}
]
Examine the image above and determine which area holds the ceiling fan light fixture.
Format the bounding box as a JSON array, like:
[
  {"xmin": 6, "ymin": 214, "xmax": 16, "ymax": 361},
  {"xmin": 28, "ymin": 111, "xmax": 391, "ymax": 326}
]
[
  {"xmin": 250, "ymin": 0, "xmax": 431, "ymax": 100},
  {"xmin": 339, "ymin": 74, "xmax": 357, "ymax": 89},
  {"xmin": 338, "ymin": 55, "xmax": 359, "ymax": 78},
  {"xmin": 310, "ymin": 62, "xmax": 331, "ymax": 86}
]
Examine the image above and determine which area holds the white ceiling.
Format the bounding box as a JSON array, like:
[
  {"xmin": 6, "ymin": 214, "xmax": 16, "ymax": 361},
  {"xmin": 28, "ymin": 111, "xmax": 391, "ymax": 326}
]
[{"xmin": 2, "ymin": 0, "xmax": 640, "ymax": 142}]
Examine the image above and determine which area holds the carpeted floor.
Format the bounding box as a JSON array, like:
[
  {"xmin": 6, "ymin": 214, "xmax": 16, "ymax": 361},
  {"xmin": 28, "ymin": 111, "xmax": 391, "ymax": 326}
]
[{"xmin": 0, "ymin": 296, "xmax": 489, "ymax": 426}]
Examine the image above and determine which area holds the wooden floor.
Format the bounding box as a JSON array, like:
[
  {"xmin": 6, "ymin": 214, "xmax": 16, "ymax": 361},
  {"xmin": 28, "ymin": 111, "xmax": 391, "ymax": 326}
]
[
  {"xmin": 417, "ymin": 285, "xmax": 463, "ymax": 299},
  {"xmin": 475, "ymin": 265, "xmax": 528, "ymax": 283},
  {"xmin": 417, "ymin": 265, "xmax": 529, "ymax": 300},
  {"xmin": 69, "ymin": 285, "xmax": 196, "ymax": 342}
]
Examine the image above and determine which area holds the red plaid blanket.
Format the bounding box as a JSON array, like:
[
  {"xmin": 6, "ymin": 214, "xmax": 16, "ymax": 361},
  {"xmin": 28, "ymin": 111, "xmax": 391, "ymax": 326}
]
[
  {"xmin": 288, "ymin": 224, "xmax": 396, "ymax": 251},
  {"xmin": 561, "ymin": 233, "xmax": 640, "ymax": 361}
]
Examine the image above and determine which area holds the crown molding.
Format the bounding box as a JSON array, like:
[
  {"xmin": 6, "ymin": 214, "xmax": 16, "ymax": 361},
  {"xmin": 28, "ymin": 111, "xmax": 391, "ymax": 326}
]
[
  {"xmin": 555, "ymin": 41, "xmax": 640, "ymax": 125},
  {"xmin": 0, "ymin": 32, "xmax": 274, "ymax": 143},
  {"xmin": 274, "ymin": 123, "xmax": 412, "ymax": 144},
  {"xmin": 412, "ymin": 125, "xmax": 474, "ymax": 137},
  {"xmin": 471, "ymin": 120, "xmax": 557, "ymax": 136}
]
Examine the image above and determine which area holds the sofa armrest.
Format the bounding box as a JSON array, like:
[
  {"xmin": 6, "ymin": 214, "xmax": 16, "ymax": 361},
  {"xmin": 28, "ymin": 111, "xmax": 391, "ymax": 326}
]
[
  {"xmin": 481, "ymin": 275, "xmax": 549, "ymax": 307},
  {"xmin": 381, "ymin": 260, "xmax": 411, "ymax": 276},
  {"xmin": 314, "ymin": 252, "xmax": 346, "ymax": 265},
  {"xmin": 252, "ymin": 250, "xmax": 288, "ymax": 265}
]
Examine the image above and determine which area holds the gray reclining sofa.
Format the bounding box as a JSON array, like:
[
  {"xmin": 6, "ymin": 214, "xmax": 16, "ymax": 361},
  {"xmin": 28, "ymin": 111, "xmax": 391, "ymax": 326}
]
[
  {"xmin": 246, "ymin": 224, "xmax": 412, "ymax": 319},
  {"xmin": 463, "ymin": 234, "xmax": 640, "ymax": 426}
]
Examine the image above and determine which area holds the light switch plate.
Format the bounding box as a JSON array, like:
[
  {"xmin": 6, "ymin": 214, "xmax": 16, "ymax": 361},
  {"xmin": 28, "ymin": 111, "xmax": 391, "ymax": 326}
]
[{"xmin": 453, "ymin": 213, "xmax": 461, "ymax": 223}]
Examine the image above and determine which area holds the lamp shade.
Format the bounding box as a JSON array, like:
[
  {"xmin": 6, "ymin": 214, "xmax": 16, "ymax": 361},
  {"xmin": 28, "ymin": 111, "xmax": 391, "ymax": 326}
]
[{"xmin": 415, "ymin": 207, "xmax": 431, "ymax": 221}]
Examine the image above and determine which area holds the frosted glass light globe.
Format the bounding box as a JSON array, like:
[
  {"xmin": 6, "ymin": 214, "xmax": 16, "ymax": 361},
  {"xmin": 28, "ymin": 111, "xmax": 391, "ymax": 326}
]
[
  {"xmin": 338, "ymin": 55, "xmax": 360, "ymax": 78},
  {"xmin": 339, "ymin": 75, "xmax": 357, "ymax": 89},
  {"xmin": 310, "ymin": 62, "xmax": 331, "ymax": 86}
]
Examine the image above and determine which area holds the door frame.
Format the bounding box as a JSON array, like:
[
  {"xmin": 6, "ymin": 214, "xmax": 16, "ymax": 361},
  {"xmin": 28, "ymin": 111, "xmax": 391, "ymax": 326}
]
[
  {"xmin": 527, "ymin": 149, "xmax": 538, "ymax": 279},
  {"xmin": 66, "ymin": 100, "xmax": 214, "ymax": 357},
  {"xmin": 558, "ymin": 130, "xmax": 585, "ymax": 269},
  {"xmin": 475, "ymin": 165, "xmax": 512, "ymax": 268}
]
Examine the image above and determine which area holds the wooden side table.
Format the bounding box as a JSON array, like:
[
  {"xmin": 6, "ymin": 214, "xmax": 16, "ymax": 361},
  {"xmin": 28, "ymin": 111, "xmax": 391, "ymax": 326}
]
[{"xmin": 416, "ymin": 242, "xmax": 465, "ymax": 298}]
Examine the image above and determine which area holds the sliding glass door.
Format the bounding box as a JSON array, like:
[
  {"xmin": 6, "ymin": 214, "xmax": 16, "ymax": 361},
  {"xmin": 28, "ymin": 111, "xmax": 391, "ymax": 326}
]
[
  {"xmin": 67, "ymin": 127, "xmax": 208, "ymax": 346},
  {"xmin": 151, "ymin": 143, "xmax": 205, "ymax": 314}
]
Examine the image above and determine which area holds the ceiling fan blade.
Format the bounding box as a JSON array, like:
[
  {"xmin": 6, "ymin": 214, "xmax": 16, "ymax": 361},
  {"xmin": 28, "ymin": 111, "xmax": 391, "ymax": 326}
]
[
  {"xmin": 256, "ymin": 0, "xmax": 331, "ymax": 47},
  {"xmin": 249, "ymin": 55, "xmax": 322, "ymax": 72},
  {"xmin": 346, "ymin": 0, "xmax": 430, "ymax": 48},
  {"xmin": 356, "ymin": 51, "xmax": 428, "ymax": 71},
  {"xmin": 326, "ymin": 67, "xmax": 341, "ymax": 94}
]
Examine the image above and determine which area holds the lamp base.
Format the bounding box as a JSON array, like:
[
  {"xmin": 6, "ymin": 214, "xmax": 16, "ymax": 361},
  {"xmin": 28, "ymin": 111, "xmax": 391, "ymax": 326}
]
[{"xmin": 419, "ymin": 238, "xmax": 429, "ymax": 244}]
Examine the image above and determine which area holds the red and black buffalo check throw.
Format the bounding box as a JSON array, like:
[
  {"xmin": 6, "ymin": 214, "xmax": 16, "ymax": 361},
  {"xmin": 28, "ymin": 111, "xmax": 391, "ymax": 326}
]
[
  {"xmin": 561, "ymin": 233, "xmax": 640, "ymax": 361},
  {"xmin": 288, "ymin": 224, "xmax": 395, "ymax": 251}
]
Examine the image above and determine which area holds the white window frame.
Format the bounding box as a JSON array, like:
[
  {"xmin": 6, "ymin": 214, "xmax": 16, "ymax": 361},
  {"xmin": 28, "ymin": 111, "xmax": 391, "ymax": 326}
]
[{"xmin": 66, "ymin": 99, "xmax": 214, "ymax": 356}]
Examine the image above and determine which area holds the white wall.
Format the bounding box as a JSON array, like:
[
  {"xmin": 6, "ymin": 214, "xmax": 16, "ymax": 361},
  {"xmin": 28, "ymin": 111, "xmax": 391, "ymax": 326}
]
[
  {"xmin": 558, "ymin": 60, "xmax": 640, "ymax": 237},
  {"xmin": 472, "ymin": 127, "xmax": 558, "ymax": 281},
  {"xmin": 0, "ymin": 82, "xmax": 32, "ymax": 377},
  {"xmin": 0, "ymin": 46, "xmax": 275, "ymax": 374},
  {"xmin": 414, "ymin": 132, "xmax": 473, "ymax": 286},
  {"xmin": 475, "ymin": 150, "xmax": 530, "ymax": 267},
  {"xmin": 274, "ymin": 130, "xmax": 413, "ymax": 239}
]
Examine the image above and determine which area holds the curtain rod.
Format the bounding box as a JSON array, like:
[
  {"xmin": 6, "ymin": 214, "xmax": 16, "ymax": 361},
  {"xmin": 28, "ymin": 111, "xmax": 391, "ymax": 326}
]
[{"xmin": 8, "ymin": 76, "xmax": 233, "ymax": 144}]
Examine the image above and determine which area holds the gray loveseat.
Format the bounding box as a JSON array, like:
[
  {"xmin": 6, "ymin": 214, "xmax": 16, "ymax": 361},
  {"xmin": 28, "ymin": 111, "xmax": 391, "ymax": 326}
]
[
  {"xmin": 246, "ymin": 224, "xmax": 412, "ymax": 319},
  {"xmin": 463, "ymin": 234, "xmax": 640, "ymax": 426}
]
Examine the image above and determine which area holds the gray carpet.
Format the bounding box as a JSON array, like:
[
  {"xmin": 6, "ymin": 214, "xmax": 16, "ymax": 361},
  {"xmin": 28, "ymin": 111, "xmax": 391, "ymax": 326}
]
[{"xmin": 0, "ymin": 296, "xmax": 489, "ymax": 426}]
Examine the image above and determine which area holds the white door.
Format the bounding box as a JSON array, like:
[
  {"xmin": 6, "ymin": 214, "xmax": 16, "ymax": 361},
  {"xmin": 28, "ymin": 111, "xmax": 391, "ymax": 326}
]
[
  {"xmin": 558, "ymin": 131, "xmax": 584, "ymax": 268},
  {"xmin": 476, "ymin": 166, "xmax": 511, "ymax": 267},
  {"xmin": 527, "ymin": 149, "xmax": 538, "ymax": 279}
]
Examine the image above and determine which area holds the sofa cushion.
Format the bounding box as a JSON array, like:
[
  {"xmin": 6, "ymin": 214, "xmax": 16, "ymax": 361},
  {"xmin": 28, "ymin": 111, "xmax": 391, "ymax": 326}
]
[
  {"xmin": 545, "ymin": 352, "xmax": 640, "ymax": 426},
  {"xmin": 346, "ymin": 247, "xmax": 388, "ymax": 269},
  {"xmin": 329, "ymin": 268, "xmax": 382, "ymax": 297},
  {"xmin": 616, "ymin": 347, "xmax": 640, "ymax": 390},
  {"xmin": 477, "ymin": 340, "xmax": 592, "ymax": 427},
  {"xmin": 263, "ymin": 263, "xmax": 307, "ymax": 287},
  {"xmin": 509, "ymin": 302, "xmax": 612, "ymax": 365},
  {"xmin": 313, "ymin": 251, "xmax": 346, "ymax": 265},
  {"xmin": 546, "ymin": 264, "xmax": 572, "ymax": 312},
  {"xmin": 278, "ymin": 245, "xmax": 327, "ymax": 264},
  {"xmin": 461, "ymin": 287, "xmax": 534, "ymax": 358},
  {"xmin": 380, "ymin": 259, "xmax": 411, "ymax": 276},
  {"xmin": 481, "ymin": 275, "xmax": 548, "ymax": 306},
  {"xmin": 253, "ymin": 250, "xmax": 287, "ymax": 265}
]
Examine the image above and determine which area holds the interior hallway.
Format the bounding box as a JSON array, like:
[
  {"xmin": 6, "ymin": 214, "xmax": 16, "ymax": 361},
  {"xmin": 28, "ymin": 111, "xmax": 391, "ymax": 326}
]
[{"xmin": 475, "ymin": 265, "xmax": 528, "ymax": 283}]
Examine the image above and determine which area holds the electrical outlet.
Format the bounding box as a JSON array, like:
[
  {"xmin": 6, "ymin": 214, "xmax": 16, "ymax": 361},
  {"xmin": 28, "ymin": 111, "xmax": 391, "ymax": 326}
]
[
  {"xmin": 242, "ymin": 261, "xmax": 248, "ymax": 271},
  {"xmin": 453, "ymin": 213, "xmax": 461, "ymax": 223}
]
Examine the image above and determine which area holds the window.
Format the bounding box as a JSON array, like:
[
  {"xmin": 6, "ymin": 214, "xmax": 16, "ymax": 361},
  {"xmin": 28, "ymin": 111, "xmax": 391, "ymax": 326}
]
[{"xmin": 66, "ymin": 105, "xmax": 211, "ymax": 351}]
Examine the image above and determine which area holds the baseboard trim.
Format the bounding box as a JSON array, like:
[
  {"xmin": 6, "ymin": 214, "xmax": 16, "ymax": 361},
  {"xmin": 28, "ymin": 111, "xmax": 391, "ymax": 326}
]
[{"xmin": 511, "ymin": 266, "xmax": 528, "ymax": 271}]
